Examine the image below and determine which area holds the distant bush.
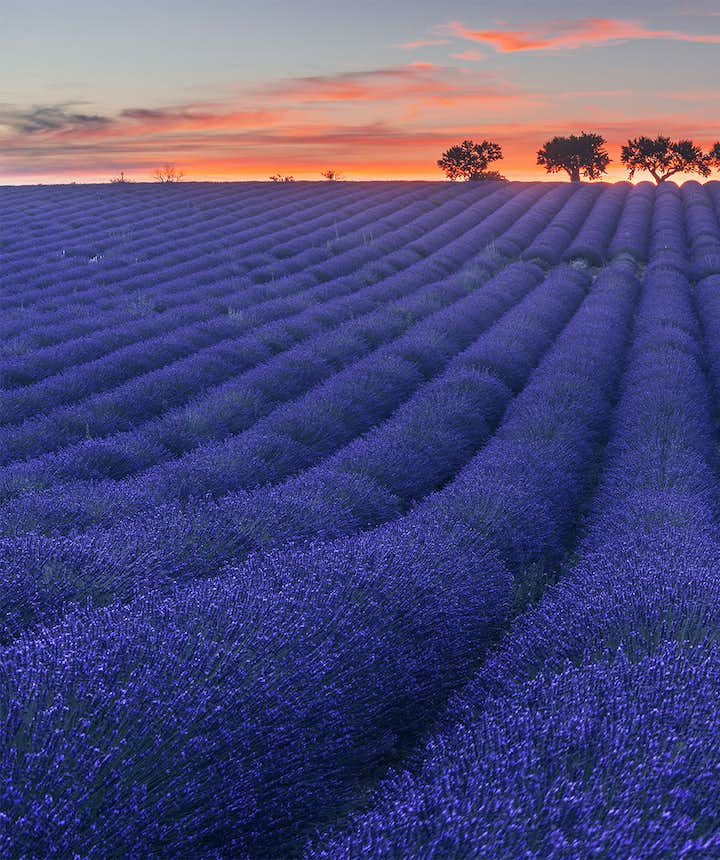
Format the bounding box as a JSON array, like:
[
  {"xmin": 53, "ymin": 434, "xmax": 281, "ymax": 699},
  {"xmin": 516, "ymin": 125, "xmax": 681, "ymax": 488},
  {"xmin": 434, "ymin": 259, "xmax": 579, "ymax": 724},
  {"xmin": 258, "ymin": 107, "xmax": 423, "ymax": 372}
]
[
  {"xmin": 270, "ymin": 174, "xmax": 295, "ymax": 182},
  {"xmin": 110, "ymin": 171, "xmax": 133, "ymax": 184},
  {"xmin": 154, "ymin": 164, "xmax": 184, "ymax": 183},
  {"xmin": 320, "ymin": 169, "xmax": 343, "ymax": 181}
]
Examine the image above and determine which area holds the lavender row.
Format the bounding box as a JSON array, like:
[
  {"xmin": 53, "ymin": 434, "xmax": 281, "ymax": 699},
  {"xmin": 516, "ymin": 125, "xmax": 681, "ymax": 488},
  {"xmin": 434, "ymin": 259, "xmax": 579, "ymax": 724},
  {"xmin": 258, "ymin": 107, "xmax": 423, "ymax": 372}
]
[
  {"xmin": 562, "ymin": 181, "xmax": 629, "ymax": 266},
  {"xmin": 0, "ymin": 183, "xmax": 455, "ymax": 354},
  {"xmin": 312, "ymin": 267, "xmax": 720, "ymax": 858},
  {"xmin": 0, "ymin": 262, "xmax": 640, "ymax": 856},
  {"xmin": 681, "ymin": 181, "xmax": 720, "ymax": 280},
  {"xmin": 487, "ymin": 183, "xmax": 573, "ymax": 258},
  {"xmin": 0, "ymin": 262, "xmax": 560, "ymax": 534},
  {"xmin": 606, "ymin": 180, "xmax": 654, "ymax": 261},
  {"xmin": 0, "ymin": 183, "xmax": 460, "ymax": 400},
  {"xmin": 0, "ymin": 180, "xmax": 373, "ymax": 292},
  {"xmin": 0, "ymin": 181, "xmax": 422, "ymax": 329},
  {"xmin": 648, "ymin": 181, "xmax": 689, "ymax": 275},
  {"xmin": 521, "ymin": 183, "xmax": 604, "ymax": 265},
  {"xmin": 0, "ymin": 264, "xmax": 582, "ymax": 636},
  {"xmin": 0, "ymin": 184, "xmax": 548, "ymax": 479}
]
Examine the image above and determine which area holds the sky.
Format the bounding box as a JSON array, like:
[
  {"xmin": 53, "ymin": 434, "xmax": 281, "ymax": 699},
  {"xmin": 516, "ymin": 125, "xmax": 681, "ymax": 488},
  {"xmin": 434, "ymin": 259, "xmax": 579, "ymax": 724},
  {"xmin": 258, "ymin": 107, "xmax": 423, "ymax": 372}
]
[{"xmin": 1, "ymin": 0, "xmax": 719, "ymax": 183}]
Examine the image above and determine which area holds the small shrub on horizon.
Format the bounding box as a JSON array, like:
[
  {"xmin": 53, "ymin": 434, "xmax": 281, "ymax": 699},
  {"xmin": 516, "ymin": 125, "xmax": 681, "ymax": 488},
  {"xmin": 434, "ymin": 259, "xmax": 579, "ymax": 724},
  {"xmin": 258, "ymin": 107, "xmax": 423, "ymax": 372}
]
[{"xmin": 154, "ymin": 164, "xmax": 185, "ymax": 183}]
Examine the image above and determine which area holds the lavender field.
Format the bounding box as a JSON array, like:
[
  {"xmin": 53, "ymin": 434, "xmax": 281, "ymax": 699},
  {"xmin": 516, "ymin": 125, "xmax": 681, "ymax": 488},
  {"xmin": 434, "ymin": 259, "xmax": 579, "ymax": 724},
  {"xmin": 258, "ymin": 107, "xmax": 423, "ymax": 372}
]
[{"xmin": 1, "ymin": 178, "xmax": 720, "ymax": 857}]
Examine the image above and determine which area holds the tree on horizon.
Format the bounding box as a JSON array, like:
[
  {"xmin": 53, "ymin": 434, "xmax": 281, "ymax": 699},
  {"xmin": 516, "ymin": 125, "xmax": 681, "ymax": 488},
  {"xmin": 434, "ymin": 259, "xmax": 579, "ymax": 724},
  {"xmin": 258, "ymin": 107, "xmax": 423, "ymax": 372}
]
[
  {"xmin": 621, "ymin": 136, "xmax": 711, "ymax": 184},
  {"xmin": 437, "ymin": 139, "xmax": 505, "ymax": 181},
  {"xmin": 707, "ymin": 142, "xmax": 720, "ymax": 172},
  {"xmin": 537, "ymin": 132, "xmax": 610, "ymax": 182}
]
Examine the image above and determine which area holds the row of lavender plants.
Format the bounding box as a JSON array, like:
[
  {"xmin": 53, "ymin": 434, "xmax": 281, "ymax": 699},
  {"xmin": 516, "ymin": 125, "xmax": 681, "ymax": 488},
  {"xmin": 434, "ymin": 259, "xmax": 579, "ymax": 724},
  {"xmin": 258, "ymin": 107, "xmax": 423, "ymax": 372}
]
[
  {"xmin": 308, "ymin": 237, "xmax": 720, "ymax": 856},
  {"xmin": 0, "ymin": 182, "xmax": 438, "ymax": 346},
  {"xmin": 2, "ymin": 181, "xmax": 720, "ymax": 857},
  {"xmin": 0, "ymin": 182, "xmax": 564, "ymax": 492},
  {"xmin": 0, "ymin": 261, "xmax": 639, "ymax": 856},
  {"xmin": 0, "ymin": 181, "xmax": 485, "ymax": 407}
]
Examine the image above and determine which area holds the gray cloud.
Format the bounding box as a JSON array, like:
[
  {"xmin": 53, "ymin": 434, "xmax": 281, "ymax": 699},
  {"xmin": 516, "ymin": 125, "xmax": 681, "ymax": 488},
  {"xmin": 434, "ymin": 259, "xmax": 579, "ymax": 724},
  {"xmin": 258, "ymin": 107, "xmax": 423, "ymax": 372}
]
[{"xmin": 0, "ymin": 104, "xmax": 112, "ymax": 134}]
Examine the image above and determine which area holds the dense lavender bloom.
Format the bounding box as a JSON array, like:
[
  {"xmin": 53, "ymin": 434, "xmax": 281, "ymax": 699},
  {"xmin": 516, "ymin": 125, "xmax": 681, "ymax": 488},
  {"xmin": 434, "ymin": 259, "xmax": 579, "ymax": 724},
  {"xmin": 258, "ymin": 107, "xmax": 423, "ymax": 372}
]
[
  {"xmin": 562, "ymin": 182, "xmax": 629, "ymax": 266},
  {"xmin": 4, "ymin": 181, "xmax": 720, "ymax": 859},
  {"xmin": 607, "ymin": 181, "xmax": 654, "ymax": 261},
  {"xmin": 311, "ymin": 643, "xmax": 720, "ymax": 859},
  {"xmin": 681, "ymin": 181, "xmax": 720, "ymax": 280},
  {"xmin": 0, "ymin": 261, "xmax": 548, "ymax": 533},
  {"xmin": 0, "ymin": 516, "xmax": 511, "ymax": 857},
  {"xmin": 521, "ymin": 183, "xmax": 603, "ymax": 265},
  {"xmin": 312, "ymin": 221, "xmax": 720, "ymax": 860}
]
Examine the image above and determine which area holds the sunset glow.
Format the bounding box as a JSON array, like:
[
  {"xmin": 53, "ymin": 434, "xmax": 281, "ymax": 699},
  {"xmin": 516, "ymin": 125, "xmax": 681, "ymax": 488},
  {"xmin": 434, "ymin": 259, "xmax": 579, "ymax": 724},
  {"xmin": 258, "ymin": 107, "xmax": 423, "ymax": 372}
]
[{"xmin": 1, "ymin": 1, "xmax": 719, "ymax": 183}]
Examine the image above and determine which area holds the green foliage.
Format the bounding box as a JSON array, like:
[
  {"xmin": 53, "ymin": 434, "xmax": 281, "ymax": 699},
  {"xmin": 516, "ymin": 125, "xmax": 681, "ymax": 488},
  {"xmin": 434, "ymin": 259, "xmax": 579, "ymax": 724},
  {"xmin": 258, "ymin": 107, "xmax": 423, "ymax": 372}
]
[
  {"xmin": 537, "ymin": 132, "xmax": 610, "ymax": 182},
  {"xmin": 437, "ymin": 139, "xmax": 503, "ymax": 181}
]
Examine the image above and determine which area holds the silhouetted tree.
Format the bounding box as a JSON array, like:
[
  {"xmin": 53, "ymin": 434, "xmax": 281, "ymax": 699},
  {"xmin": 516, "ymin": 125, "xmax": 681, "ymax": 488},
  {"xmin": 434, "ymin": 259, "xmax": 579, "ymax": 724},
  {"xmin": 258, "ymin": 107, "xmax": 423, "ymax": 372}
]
[
  {"xmin": 321, "ymin": 169, "xmax": 343, "ymax": 181},
  {"xmin": 269, "ymin": 174, "xmax": 295, "ymax": 182},
  {"xmin": 621, "ymin": 136, "xmax": 710, "ymax": 184},
  {"xmin": 110, "ymin": 171, "xmax": 133, "ymax": 184},
  {"xmin": 154, "ymin": 163, "xmax": 184, "ymax": 183},
  {"xmin": 537, "ymin": 132, "xmax": 610, "ymax": 182},
  {"xmin": 437, "ymin": 139, "xmax": 504, "ymax": 181},
  {"xmin": 708, "ymin": 142, "xmax": 720, "ymax": 170}
]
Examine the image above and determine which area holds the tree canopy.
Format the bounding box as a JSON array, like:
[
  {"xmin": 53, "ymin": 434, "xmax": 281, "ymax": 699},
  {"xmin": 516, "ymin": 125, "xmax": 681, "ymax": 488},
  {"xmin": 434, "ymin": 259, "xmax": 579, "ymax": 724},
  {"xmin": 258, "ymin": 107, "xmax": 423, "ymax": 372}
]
[
  {"xmin": 708, "ymin": 142, "xmax": 720, "ymax": 170},
  {"xmin": 621, "ymin": 136, "xmax": 711, "ymax": 184},
  {"xmin": 537, "ymin": 132, "xmax": 610, "ymax": 182},
  {"xmin": 437, "ymin": 139, "xmax": 504, "ymax": 181}
]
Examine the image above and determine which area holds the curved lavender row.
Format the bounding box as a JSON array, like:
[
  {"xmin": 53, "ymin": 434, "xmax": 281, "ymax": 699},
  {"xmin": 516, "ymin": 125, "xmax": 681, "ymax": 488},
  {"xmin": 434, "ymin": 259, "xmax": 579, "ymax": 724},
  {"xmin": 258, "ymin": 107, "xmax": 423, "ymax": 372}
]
[
  {"xmin": 562, "ymin": 182, "xmax": 630, "ymax": 266},
  {"xmin": 521, "ymin": 183, "xmax": 604, "ymax": 265},
  {"xmin": 0, "ymin": 188, "xmax": 529, "ymax": 465},
  {"xmin": 0, "ymin": 185, "xmax": 452, "ymax": 411},
  {"xmin": 0, "ymin": 184, "xmax": 455, "ymax": 356},
  {"xmin": 681, "ymin": 181, "xmax": 720, "ymax": 280},
  {"xmin": 0, "ymin": 180, "xmax": 373, "ymax": 303},
  {"xmin": 0, "ymin": 262, "xmax": 561, "ymax": 534},
  {"xmin": 0, "ymin": 263, "xmax": 564, "ymax": 631},
  {"xmin": 310, "ymin": 265, "xmax": 720, "ymax": 859},
  {"xmin": 0, "ymin": 519, "xmax": 510, "ymax": 859},
  {"xmin": 0, "ymin": 278, "xmax": 290, "ymax": 389},
  {"xmin": 607, "ymin": 180, "xmax": 654, "ymax": 261},
  {"xmin": 311, "ymin": 645, "xmax": 720, "ymax": 860},
  {"xmin": 0, "ymin": 182, "xmax": 428, "ymax": 351},
  {"xmin": 0, "ymin": 181, "xmax": 356, "ymax": 312},
  {"xmin": 0, "ymin": 264, "xmax": 638, "ymax": 857},
  {"xmin": 483, "ymin": 183, "xmax": 573, "ymax": 258},
  {"xmin": 0, "ymin": 181, "xmax": 454, "ymax": 274},
  {"xmin": 0, "ymin": 185, "xmax": 545, "ymax": 479},
  {"xmin": 648, "ymin": 181, "xmax": 689, "ymax": 275}
]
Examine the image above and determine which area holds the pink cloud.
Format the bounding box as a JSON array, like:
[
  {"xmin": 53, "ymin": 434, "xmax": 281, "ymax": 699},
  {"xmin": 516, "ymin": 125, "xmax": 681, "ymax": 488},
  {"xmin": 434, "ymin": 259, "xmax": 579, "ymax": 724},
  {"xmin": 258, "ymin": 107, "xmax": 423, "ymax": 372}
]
[
  {"xmin": 452, "ymin": 50, "xmax": 485, "ymax": 61},
  {"xmin": 394, "ymin": 39, "xmax": 450, "ymax": 49},
  {"xmin": 256, "ymin": 64, "xmax": 529, "ymax": 107},
  {"xmin": 443, "ymin": 17, "xmax": 720, "ymax": 52}
]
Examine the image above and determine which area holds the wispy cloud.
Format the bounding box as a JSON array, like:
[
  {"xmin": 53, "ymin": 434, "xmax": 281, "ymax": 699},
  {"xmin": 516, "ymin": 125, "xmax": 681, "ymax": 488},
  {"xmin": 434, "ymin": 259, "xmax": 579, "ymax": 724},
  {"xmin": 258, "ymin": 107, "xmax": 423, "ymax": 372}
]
[
  {"xmin": 0, "ymin": 103, "xmax": 111, "ymax": 134},
  {"xmin": 451, "ymin": 49, "xmax": 485, "ymax": 62},
  {"xmin": 393, "ymin": 38, "xmax": 450, "ymax": 49},
  {"xmin": 442, "ymin": 17, "xmax": 720, "ymax": 52},
  {"xmin": 256, "ymin": 63, "xmax": 529, "ymax": 107}
]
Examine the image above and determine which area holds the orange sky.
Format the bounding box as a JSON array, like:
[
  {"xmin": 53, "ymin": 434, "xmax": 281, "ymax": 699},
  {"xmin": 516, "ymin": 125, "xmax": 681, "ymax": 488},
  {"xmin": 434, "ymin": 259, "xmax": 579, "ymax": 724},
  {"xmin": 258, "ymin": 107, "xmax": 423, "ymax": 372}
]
[{"xmin": 2, "ymin": 7, "xmax": 720, "ymax": 184}]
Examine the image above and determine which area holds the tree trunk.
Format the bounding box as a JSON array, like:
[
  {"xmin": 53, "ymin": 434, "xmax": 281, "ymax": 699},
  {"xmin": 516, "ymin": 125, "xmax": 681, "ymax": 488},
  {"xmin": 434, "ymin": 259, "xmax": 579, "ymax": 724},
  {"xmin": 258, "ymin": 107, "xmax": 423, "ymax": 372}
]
[{"xmin": 568, "ymin": 168, "xmax": 581, "ymax": 182}]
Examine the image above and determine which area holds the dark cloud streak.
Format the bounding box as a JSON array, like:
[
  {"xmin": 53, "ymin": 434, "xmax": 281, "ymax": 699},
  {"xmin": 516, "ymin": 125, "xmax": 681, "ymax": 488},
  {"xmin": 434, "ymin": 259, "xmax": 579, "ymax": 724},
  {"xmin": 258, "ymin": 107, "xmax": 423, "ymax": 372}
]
[{"xmin": 0, "ymin": 103, "xmax": 112, "ymax": 134}]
